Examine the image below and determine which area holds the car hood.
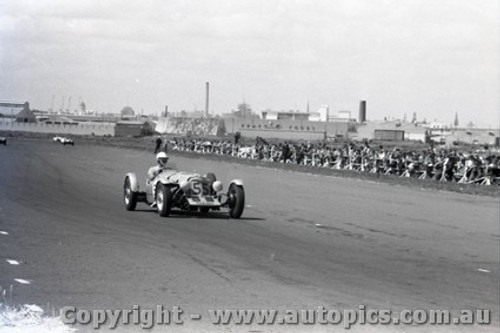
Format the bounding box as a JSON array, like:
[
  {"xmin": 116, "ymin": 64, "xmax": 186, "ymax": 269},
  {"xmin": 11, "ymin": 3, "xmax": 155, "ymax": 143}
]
[{"xmin": 157, "ymin": 171, "xmax": 205, "ymax": 184}]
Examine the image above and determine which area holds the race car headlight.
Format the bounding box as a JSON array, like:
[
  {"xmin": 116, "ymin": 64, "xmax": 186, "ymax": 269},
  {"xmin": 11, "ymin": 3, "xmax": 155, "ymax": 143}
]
[
  {"xmin": 179, "ymin": 180, "xmax": 190, "ymax": 191},
  {"xmin": 212, "ymin": 181, "xmax": 223, "ymax": 192}
]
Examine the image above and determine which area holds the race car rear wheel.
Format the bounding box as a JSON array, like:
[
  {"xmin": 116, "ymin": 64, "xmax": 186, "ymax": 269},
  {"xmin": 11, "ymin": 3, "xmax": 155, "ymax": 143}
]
[
  {"xmin": 228, "ymin": 184, "xmax": 245, "ymax": 219},
  {"xmin": 156, "ymin": 184, "xmax": 173, "ymax": 217},
  {"xmin": 124, "ymin": 176, "xmax": 138, "ymax": 211}
]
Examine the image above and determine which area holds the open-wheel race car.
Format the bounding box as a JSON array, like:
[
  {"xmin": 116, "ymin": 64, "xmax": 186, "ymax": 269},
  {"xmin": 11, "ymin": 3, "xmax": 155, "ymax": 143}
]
[{"xmin": 123, "ymin": 166, "xmax": 245, "ymax": 219}]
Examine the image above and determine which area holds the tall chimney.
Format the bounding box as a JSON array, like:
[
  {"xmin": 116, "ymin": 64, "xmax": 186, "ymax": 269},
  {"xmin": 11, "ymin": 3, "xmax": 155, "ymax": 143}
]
[
  {"xmin": 205, "ymin": 82, "xmax": 209, "ymax": 117},
  {"xmin": 358, "ymin": 100, "xmax": 366, "ymax": 123}
]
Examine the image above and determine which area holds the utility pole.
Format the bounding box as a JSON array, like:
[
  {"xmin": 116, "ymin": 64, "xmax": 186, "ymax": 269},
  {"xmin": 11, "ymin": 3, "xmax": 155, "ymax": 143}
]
[
  {"xmin": 60, "ymin": 95, "xmax": 65, "ymax": 113},
  {"xmin": 205, "ymin": 82, "xmax": 209, "ymax": 118},
  {"xmin": 50, "ymin": 94, "xmax": 55, "ymax": 112}
]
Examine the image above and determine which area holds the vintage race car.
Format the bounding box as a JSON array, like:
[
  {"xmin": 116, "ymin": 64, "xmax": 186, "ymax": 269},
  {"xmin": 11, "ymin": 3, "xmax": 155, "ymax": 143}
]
[
  {"xmin": 123, "ymin": 167, "xmax": 245, "ymax": 218},
  {"xmin": 0, "ymin": 137, "xmax": 6, "ymax": 145},
  {"xmin": 53, "ymin": 136, "xmax": 74, "ymax": 145}
]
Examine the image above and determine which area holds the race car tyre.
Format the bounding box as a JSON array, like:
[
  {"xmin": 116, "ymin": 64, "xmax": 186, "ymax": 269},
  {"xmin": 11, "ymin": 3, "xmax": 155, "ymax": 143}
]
[
  {"xmin": 199, "ymin": 207, "xmax": 210, "ymax": 215},
  {"xmin": 156, "ymin": 184, "xmax": 173, "ymax": 217},
  {"xmin": 228, "ymin": 184, "xmax": 245, "ymax": 219},
  {"xmin": 124, "ymin": 176, "xmax": 138, "ymax": 211}
]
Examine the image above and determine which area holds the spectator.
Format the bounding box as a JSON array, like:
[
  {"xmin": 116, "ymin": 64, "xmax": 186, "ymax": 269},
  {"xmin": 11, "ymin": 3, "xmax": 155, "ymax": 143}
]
[
  {"xmin": 168, "ymin": 136, "xmax": 500, "ymax": 186},
  {"xmin": 154, "ymin": 136, "xmax": 163, "ymax": 154}
]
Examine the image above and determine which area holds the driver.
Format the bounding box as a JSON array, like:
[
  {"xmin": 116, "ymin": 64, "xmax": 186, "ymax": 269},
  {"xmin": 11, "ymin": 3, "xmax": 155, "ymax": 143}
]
[{"xmin": 148, "ymin": 152, "xmax": 169, "ymax": 180}]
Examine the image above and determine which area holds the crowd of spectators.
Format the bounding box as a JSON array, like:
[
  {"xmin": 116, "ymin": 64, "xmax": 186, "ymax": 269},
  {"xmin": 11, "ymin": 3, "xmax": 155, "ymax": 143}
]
[
  {"xmin": 169, "ymin": 137, "xmax": 500, "ymax": 186},
  {"xmin": 165, "ymin": 118, "xmax": 219, "ymax": 136}
]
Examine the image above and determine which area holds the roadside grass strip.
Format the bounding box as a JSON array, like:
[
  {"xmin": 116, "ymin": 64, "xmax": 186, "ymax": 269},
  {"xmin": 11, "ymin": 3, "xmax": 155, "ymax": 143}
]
[{"xmin": 0, "ymin": 303, "xmax": 74, "ymax": 333}]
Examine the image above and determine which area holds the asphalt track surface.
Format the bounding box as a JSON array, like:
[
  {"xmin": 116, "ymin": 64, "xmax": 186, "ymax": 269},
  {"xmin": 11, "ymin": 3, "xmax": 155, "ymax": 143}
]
[{"xmin": 0, "ymin": 138, "xmax": 498, "ymax": 332}]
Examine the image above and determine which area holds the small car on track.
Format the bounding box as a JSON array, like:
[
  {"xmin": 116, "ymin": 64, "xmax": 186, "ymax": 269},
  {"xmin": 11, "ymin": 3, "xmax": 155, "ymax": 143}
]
[
  {"xmin": 53, "ymin": 136, "xmax": 74, "ymax": 145},
  {"xmin": 123, "ymin": 167, "xmax": 245, "ymax": 218}
]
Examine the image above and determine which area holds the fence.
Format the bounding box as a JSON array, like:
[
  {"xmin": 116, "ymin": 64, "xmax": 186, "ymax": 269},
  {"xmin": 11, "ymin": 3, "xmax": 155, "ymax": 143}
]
[{"xmin": 0, "ymin": 120, "xmax": 115, "ymax": 136}]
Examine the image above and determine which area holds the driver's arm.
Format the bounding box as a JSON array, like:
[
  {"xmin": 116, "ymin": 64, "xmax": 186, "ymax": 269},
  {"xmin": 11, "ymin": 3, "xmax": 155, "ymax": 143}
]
[{"xmin": 148, "ymin": 166, "xmax": 160, "ymax": 180}]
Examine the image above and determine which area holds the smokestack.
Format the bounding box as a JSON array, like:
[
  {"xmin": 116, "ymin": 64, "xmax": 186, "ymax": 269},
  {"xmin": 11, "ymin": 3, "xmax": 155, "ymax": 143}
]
[
  {"xmin": 358, "ymin": 100, "xmax": 366, "ymax": 123},
  {"xmin": 205, "ymin": 82, "xmax": 209, "ymax": 117}
]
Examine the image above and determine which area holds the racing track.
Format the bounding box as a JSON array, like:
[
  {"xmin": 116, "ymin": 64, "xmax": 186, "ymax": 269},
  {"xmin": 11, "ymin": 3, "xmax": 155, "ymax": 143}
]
[{"xmin": 0, "ymin": 138, "xmax": 498, "ymax": 332}]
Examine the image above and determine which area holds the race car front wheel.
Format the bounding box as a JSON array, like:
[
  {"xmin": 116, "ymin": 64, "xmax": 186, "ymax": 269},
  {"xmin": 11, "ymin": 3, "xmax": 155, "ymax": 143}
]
[
  {"xmin": 156, "ymin": 184, "xmax": 173, "ymax": 217},
  {"xmin": 228, "ymin": 184, "xmax": 245, "ymax": 219},
  {"xmin": 124, "ymin": 176, "xmax": 138, "ymax": 211}
]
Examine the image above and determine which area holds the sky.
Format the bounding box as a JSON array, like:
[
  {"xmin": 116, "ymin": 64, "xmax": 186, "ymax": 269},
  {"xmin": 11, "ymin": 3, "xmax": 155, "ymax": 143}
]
[{"xmin": 0, "ymin": 0, "xmax": 498, "ymax": 128}]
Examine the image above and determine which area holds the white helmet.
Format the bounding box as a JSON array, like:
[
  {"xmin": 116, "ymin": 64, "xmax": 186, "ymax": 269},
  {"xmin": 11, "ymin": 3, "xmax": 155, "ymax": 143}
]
[{"xmin": 156, "ymin": 152, "xmax": 169, "ymax": 167}]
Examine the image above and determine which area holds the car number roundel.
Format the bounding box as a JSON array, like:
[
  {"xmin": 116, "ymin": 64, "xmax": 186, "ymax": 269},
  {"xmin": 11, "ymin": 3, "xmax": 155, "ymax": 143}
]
[{"xmin": 190, "ymin": 181, "xmax": 211, "ymax": 196}]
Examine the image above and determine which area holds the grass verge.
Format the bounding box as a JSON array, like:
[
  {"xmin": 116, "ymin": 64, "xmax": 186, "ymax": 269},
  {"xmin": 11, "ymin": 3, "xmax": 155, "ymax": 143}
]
[{"xmin": 4, "ymin": 132, "xmax": 499, "ymax": 197}]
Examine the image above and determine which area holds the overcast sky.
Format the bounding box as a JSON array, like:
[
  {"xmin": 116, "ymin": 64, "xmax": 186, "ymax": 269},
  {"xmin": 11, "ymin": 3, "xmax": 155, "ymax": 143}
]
[{"xmin": 0, "ymin": 0, "xmax": 498, "ymax": 127}]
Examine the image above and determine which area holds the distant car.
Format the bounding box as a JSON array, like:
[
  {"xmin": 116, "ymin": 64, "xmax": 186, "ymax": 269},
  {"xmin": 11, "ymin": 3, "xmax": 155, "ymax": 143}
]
[
  {"xmin": 0, "ymin": 137, "xmax": 6, "ymax": 145},
  {"xmin": 61, "ymin": 137, "xmax": 74, "ymax": 145},
  {"xmin": 123, "ymin": 166, "xmax": 245, "ymax": 218},
  {"xmin": 53, "ymin": 136, "xmax": 74, "ymax": 145}
]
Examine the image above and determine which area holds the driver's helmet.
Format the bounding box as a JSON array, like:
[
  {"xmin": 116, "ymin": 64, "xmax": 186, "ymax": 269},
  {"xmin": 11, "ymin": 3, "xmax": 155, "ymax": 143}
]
[{"xmin": 156, "ymin": 152, "xmax": 169, "ymax": 167}]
